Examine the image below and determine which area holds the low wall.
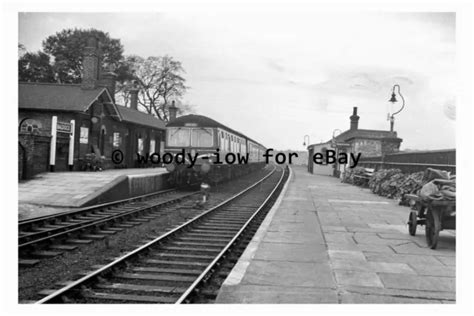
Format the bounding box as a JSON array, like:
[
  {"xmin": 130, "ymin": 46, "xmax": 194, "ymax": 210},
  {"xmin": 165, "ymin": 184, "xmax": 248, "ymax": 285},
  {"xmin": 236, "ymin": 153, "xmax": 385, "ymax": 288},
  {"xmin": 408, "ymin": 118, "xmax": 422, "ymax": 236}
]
[
  {"xmin": 358, "ymin": 149, "xmax": 456, "ymax": 174},
  {"xmin": 80, "ymin": 172, "xmax": 171, "ymax": 207}
]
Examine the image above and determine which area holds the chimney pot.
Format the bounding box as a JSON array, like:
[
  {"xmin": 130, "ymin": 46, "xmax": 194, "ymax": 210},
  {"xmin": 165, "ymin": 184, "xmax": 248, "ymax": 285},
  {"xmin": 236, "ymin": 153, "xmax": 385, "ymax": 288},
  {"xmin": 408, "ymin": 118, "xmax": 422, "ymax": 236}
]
[
  {"xmin": 350, "ymin": 106, "xmax": 360, "ymax": 130},
  {"xmin": 99, "ymin": 65, "xmax": 117, "ymax": 101},
  {"xmin": 169, "ymin": 100, "xmax": 178, "ymax": 121},
  {"xmin": 82, "ymin": 36, "xmax": 100, "ymax": 90},
  {"xmin": 129, "ymin": 82, "xmax": 139, "ymax": 110}
]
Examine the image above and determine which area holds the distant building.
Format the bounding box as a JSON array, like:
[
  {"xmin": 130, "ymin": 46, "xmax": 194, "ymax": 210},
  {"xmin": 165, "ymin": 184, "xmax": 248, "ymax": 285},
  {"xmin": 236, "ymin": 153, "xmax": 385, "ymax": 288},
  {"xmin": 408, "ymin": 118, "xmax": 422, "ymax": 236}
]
[
  {"xmin": 266, "ymin": 150, "xmax": 308, "ymax": 166},
  {"xmin": 307, "ymin": 107, "xmax": 402, "ymax": 177},
  {"xmin": 18, "ymin": 37, "xmax": 166, "ymax": 179}
]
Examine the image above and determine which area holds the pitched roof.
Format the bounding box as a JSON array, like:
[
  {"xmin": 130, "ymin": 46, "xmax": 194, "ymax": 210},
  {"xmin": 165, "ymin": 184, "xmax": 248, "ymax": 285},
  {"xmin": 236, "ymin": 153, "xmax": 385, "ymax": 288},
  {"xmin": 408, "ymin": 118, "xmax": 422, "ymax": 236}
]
[
  {"xmin": 335, "ymin": 129, "xmax": 401, "ymax": 142},
  {"xmin": 19, "ymin": 82, "xmax": 166, "ymax": 130},
  {"xmin": 19, "ymin": 82, "xmax": 111, "ymax": 112},
  {"xmin": 167, "ymin": 114, "xmax": 265, "ymax": 147},
  {"xmin": 116, "ymin": 106, "xmax": 166, "ymax": 130}
]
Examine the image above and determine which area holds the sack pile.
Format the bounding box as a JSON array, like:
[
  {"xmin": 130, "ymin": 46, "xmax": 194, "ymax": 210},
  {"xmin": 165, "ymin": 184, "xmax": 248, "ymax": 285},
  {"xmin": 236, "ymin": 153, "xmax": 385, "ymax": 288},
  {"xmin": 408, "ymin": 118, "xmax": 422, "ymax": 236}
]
[
  {"xmin": 419, "ymin": 168, "xmax": 456, "ymax": 201},
  {"xmin": 397, "ymin": 171, "xmax": 424, "ymax": 205},
  {"xmin": 342, "ymin": 167, "xmax": 368, "ymax": 185},
  {"xmin": 345, "ymin": 166, "xmax": 455, "ymax": 204},
  {"xmin": 368, "ymin": 168, "xmax": 402, "ymax": 195}
]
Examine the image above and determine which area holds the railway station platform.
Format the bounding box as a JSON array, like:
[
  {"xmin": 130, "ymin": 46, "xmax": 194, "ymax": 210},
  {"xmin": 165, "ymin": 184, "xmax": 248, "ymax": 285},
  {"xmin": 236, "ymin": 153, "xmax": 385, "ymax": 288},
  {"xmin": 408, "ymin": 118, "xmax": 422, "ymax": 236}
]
[
  {"xmin": 18, "ymin": 168, "xmax": 169, "ymax": 220},
  {"xmin": 216, "ymin": 165, "xmax": 456, "ymax": 304}
]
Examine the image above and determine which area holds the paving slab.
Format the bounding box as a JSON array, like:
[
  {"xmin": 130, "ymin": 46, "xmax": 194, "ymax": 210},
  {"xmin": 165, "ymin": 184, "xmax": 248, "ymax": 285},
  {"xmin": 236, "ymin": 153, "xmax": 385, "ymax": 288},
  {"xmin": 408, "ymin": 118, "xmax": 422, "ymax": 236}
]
[
  {"xmin": 332, "ymin": 260, "xmax": 416, "ymax": 274},
  {"xmin": 253, "ymin": 242, "xmax": 329, "ymax": 262},
  {"xmin": 342, "ymin": 285, "xmax": 456, "ymax": 301},
  {"xmin": 216, "ymin": 166, "xmax": 456, "ymax": 304},
  {"xmin": 340, "ymin": 292, "xmax": 442, "ymax": 304},
  {"xmin": 217, "ymin": 284, "xmax": 339, "ymax": 303},
  {"xmin": 328, "ymin": 242, "xmax": 395, "ymax": 253},
  {"xmin": 435, "ymin": 256, "xmax": 456, "ymax": 266},
  {"xmin": 241, "ymin": 260, "xmax": 336, "ymax": 288},
  {"xmin": 364, "ymin": 252, "xmax": 446, "ymax": 266},
  {"xmin": 334, "ymin": 270, "xmax": 384, "ymax": 288},
  {"xmin": 378, "ymin": 273, "xmax": 455, "ymax": 292},
  {"xmin": 328, "ymin": 250, "xmax": 366, "ymax": 261},
  {"xmin": 408, "ymin": 263, "xmax": 456, "ymax": 277},
  {"xmin": 263, "ymin": 231, "xmax": 325, "ymax": 245}
]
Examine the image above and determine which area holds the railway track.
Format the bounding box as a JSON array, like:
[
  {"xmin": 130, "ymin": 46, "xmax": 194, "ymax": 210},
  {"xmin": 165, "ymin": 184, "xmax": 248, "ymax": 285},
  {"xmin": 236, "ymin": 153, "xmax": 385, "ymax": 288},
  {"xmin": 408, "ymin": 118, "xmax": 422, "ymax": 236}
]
[
  {"xmin": 35, "ymin": 165, "xmax": 288, "ymax": 304},
  {"xmin": 19, "ymin": 189, "xmax": 200, "ymax": 265}
]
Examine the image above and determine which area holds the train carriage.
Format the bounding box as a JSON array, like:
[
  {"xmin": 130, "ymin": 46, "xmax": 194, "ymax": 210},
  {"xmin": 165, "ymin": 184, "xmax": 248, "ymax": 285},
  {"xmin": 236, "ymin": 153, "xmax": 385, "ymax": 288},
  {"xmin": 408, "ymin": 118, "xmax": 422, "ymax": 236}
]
[{"xmin": 165, "ymin": 114, "xmax": 266, "ymax": 186}]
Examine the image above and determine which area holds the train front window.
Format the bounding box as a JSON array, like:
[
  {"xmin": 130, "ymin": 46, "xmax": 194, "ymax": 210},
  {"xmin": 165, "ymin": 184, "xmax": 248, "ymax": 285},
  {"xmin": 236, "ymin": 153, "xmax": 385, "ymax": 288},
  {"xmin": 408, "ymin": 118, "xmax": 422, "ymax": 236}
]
[
  {"xmin": 167, "ymin": 127, "xmax": 191, "ymax": 147},
  {"xmin": 191, "ymin": 128, "xmax": 214, "ymax": 147}
]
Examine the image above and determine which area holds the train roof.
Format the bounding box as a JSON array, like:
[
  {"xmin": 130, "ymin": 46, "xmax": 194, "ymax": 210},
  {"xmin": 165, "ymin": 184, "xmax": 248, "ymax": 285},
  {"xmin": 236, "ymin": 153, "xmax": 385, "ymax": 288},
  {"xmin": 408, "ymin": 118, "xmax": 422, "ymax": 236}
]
[{"xmin": 166, "ymin": 114, "xmax": 265, "ymax": 148}]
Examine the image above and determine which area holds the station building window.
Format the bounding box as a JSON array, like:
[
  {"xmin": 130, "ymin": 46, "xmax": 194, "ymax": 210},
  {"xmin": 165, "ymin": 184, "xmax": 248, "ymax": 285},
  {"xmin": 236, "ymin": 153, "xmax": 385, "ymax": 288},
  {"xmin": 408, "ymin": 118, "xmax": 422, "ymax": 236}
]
[
  {"xmin": 80, "ymin": 124, "xmax": 89, "ymax": 144},
  {"xmin": 113, "ymin": 132, "xmax": 121, "ymax": 148},
  {"xmin": 150, "ymin": 139, "xmax": 156, "ymax": 153},
  {"xmin": 137, "ymin": 136, "xmax": 144, "ymax": 155},
  {"xmin": 321, "ymin": 147, "xmax": 329, "ymax": 164},
  {"xmin": 100, "ymin": 127, "xmax": 106, "ymax": 156}
]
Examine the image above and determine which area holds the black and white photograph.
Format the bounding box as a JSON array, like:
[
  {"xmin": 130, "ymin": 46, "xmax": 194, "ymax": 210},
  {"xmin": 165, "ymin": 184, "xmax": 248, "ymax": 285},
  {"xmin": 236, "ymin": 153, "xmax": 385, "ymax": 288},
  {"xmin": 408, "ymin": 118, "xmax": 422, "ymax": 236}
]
[{"xmin": 2, "ymin": 0, "xmax": 473, "ymax": 312}]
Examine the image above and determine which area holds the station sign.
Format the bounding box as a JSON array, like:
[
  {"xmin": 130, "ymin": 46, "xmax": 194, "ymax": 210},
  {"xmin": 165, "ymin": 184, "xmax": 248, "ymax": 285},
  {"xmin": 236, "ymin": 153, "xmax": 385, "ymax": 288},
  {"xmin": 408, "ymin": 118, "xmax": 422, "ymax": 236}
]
[
  {"xmin": 330, "ymin": 140, "xmax": 351, "ymax": 148},
  {"xmin": 57, "ymin": 121, "xmax": 72, "ymax": 134}
]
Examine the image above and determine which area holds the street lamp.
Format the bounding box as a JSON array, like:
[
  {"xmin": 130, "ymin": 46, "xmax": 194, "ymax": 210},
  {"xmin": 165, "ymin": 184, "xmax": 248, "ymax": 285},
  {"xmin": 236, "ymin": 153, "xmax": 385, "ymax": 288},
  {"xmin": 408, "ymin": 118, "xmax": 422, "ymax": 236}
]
[
  {"xmin": 331, "ymin": 129, "xmax": 342, "ymax": 148},
  {"xmin": 303, "ymin": 135, "xmax": 310, "ymax": 147},
  {"xmin": 388, "ymin": 84, "xmax": 405, "ymax": 132}
]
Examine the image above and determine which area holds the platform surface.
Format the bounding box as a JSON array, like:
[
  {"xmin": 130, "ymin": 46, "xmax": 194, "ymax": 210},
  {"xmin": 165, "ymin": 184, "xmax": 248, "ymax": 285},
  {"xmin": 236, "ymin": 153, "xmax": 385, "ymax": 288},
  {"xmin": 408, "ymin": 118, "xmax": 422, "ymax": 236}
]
[
  {"xmin": 18, "ymin": 168, "xmax": 167, "ymax": 219},
  {"xmin": 216, "ymin": 165, "xmax": 456, "ymax": 304}
]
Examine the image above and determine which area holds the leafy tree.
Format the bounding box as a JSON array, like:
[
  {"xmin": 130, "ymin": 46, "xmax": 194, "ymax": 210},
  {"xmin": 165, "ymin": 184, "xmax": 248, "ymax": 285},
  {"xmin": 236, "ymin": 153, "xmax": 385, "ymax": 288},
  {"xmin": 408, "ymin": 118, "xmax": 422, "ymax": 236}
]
[
  {"xmin": 18, "ymin": 51, "xmax": 56, "ymax": 83},
  {"xmin": 19, "ymin": 28, "xmax": 132, "ymax": 84},
  {"xmin": 18, "ymin": 28, "xmax": 191, "ymax": 121},
  {"xmin": 42, "ymin": 28, "xmax": 126, "ymax": 83},
  {"xmin": 116, "ymin": 55, "xmax": 189, "ymax": 121},
  {"xmin": 18, "ymin": 44, "xmax": 26, "ymax": 58}
]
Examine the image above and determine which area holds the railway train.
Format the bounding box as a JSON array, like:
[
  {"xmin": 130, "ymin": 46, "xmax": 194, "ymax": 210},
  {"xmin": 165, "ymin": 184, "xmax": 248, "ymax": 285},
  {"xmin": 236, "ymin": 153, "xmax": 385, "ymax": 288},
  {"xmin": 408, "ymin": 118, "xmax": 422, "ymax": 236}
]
[{"xmin": 164, "ymin": 114, "xmax": 266, "ymax": 186}]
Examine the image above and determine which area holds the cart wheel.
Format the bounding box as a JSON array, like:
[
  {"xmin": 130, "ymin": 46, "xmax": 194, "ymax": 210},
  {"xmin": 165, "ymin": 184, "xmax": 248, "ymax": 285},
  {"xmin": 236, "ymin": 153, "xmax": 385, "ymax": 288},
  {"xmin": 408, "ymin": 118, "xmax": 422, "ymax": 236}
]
[
  {"xmin": 408, "ymin": 211, "xmax": 417, "ymax": 236},
  {"xmin": 425, "ymin": 209, "xmax": 441, "ymax": 249}
]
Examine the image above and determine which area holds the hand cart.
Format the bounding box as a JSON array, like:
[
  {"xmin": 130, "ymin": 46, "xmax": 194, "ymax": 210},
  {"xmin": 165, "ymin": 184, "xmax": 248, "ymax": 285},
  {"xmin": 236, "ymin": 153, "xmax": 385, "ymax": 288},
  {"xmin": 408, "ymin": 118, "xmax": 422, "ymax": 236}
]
[{"xmin": 405, "ymin": 194, "xmax": 456, "ymax": 249}]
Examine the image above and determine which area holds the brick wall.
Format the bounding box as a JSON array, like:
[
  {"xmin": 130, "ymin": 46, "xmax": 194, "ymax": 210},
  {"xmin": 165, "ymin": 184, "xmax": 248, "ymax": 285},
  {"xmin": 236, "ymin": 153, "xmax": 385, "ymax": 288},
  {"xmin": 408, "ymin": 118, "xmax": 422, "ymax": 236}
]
[
  {"xmin": 352, "ymin": 139, "xmax": 382, "ymax": 157},
  {"xmin": 18, "ymin": 133, "xmax": 51, "ymax": 179},
  {"xmin": 19, "ymin": 108, "xmax": 166, "ymax": 173},
  {"xmin": 381, "ymin": 138, "xmax": 402, "ymax": 155},
  {"xmin": 358, "ymin": 149, "xmax": 456, "ymax": 173}
]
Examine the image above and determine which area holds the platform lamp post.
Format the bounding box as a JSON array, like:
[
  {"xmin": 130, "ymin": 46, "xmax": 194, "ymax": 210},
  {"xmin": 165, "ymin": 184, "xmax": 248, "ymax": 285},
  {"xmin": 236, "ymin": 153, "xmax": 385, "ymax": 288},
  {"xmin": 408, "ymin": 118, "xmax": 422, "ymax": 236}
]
[
  {"xmin": 331, "ymin": 129, "xmax": 342, "ymax": 147},
  {"xmin": 303, "ymin": 135, "xmax": 310, "ymax": 147},
  {"xmin": 303, "ymin": 135, "xmax": 310, "ymax": 172},
  {"xmin": 331, "ymin": 129, "xmax": 342, "ymax": 177},
  {"xmin": 388, "ymin": 84, "xmax": 405, "ymax": 132}
]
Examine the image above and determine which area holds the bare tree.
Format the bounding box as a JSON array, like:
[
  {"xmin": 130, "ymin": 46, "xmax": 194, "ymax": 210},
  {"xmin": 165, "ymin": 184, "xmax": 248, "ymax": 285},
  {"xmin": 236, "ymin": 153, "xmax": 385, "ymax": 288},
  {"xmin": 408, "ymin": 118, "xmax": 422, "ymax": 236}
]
[{"xmin": 117, "ymin": 55, "xmax": 188, "ymax": 121}]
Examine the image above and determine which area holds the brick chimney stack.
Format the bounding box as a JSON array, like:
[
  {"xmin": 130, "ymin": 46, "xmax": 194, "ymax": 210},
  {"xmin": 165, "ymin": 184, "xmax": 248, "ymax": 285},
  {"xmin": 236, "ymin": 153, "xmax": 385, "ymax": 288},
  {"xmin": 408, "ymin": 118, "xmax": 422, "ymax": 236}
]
[
  {"xmin": 129, "ymin": 82, "xmax": 139, "ymax": 110},
  {"xmin": 168, "ymin": 100, "xmax": 178, "ymax": 121},
  {"xmin": 350, "ymin": 106, "xmax": 360, "ymax": 130},
  {"xmin": 82, "ymin": 37, "xmax": 99, "ymax": 89},
  {"xmin": 99, "ymin": 65, "xmax": 118, "ymax": 101}
]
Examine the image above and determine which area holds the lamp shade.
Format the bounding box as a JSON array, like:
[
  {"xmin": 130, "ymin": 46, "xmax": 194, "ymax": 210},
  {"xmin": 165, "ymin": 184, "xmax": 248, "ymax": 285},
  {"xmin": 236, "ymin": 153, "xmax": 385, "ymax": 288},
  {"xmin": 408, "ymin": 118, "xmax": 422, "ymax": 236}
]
[{"xmin": 389, "ymin": 92, "xmax": 398, "ymax": 103}]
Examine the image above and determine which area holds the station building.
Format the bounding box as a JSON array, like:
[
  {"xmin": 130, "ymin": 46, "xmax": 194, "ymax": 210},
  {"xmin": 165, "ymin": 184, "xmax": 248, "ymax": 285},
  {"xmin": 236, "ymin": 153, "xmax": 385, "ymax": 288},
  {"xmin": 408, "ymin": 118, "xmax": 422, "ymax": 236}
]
[
  {"xmin": 18, "ymin": 38, "xmax": 166, "ymax": 180},
  {"xmin": 307, "ymin": 107, "xmax": 403, "ymax": 177}
]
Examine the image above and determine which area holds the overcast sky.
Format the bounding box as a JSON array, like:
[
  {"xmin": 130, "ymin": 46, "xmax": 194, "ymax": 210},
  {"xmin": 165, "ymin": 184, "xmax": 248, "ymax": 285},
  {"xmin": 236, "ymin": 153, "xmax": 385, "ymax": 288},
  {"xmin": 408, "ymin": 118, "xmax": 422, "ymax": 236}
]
[{"xmin": 19, "ymin": 12, "xmax": 456, "ymax": 151}]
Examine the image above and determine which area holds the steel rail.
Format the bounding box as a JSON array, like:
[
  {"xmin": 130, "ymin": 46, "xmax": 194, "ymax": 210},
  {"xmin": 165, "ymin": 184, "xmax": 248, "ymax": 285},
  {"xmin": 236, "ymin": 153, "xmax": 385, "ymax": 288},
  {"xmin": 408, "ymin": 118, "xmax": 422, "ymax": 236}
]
[
  {"xmin": 19, "ymin": 191, "xmax": 199, "ymax": 250},
  {"xmin": 36, "ymin": 165, "xmax": 277, "ymax": 304},
  {"xmin": 175, "ymin": 165, "xmax": 287, "ymax": 303}
]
